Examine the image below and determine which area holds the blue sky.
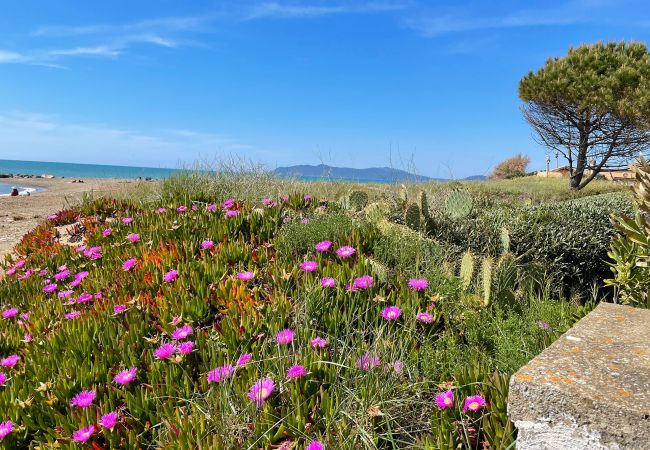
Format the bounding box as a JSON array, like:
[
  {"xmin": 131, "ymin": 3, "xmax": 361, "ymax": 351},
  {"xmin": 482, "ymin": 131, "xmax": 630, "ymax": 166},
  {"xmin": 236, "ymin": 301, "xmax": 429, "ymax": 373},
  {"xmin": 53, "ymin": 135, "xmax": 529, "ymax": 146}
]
[{"xmin": 0, "ymin": 0, "xmax": 648, "ymax": 178}]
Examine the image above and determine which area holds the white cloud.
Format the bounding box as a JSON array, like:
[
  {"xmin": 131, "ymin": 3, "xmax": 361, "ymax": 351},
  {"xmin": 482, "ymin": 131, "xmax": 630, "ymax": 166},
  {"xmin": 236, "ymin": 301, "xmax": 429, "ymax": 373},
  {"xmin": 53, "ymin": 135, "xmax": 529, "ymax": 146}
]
[
  {"xmin": 0, "ymin": 50, "xmax": 27, "ymax": 63},
  {"xmin": 48, "ymin": 46, "xmax": 122, "ymax": 58},
  {"xmin": 247, "ymin": 1, "xmax": 406, "ymax": 19}
]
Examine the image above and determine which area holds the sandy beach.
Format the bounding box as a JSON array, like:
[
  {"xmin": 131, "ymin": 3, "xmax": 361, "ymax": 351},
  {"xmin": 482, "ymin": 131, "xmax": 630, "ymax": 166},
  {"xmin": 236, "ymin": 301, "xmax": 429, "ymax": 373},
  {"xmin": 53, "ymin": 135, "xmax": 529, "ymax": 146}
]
[{"xmin": 0, "ymin": 177, "xmax": 137, "ymax": 261}]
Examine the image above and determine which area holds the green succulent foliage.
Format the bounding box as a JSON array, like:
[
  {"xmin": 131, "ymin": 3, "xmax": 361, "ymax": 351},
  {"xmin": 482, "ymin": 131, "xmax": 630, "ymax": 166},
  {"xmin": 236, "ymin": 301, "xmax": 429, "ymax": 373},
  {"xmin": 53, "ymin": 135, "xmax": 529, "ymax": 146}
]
[
  {"xmin": 405, "ymin": 203, "xmax": 421, "ymax": 231},
  {"xmin": 349, "ymin": 190, "xmax": 369, "ymax": 211},
  {"xmin": 420, "ymin": 191, "xmax": 432, "ymax": 220},
  {"xmin": 446, "ymin": 189, "xmax": 474, "ymax": 219},
  {"xmin": 460, "ymin": 250, "xmax": 475, "ymax": 290},
  {"xmin": 500, "ymin": 227, "xmax": 511, "ymax": 254},
  {"xmin": 482, "ymin": 257, "xmax": 493, "ymax": 306}
]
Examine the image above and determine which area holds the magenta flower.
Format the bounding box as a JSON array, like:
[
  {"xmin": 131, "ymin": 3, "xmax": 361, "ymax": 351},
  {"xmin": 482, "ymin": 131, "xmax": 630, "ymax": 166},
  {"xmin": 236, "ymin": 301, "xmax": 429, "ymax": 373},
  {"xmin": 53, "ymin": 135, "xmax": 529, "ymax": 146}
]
[
  {"xmin": 102, "ymin": 228, "xmax": 112, "ymax": 237},
  {"xmin": 23, "ymin": 333, "xmax": 33, "ymax": 343},
  {"xmin": 207, "ymin": 364, "xmax": 235, "ymax": 383},
  {"xmin": 311, "ymin": 337, "xmax": 327, "ymax": 348},
  {"xmin": 336, "ymin": 246, "xmax": 356, "ymax": 259},
  {"xmin": 206, "ymin": 204, "xmax": 217, "ymax": 212},
  {"xmin": 463, "ymin": 395, "xmax": 486, "ymax": 412},
  {"xmin": 70, "ymin": 279, "xmax": 81, "ymax": 288},
  {"xmin": 0, "ymin": 355, "xmax": 19, "ymax": 368},
  {"xmin": 237, "ymin": 353, "xmax": 252, "ymax": 366},
  {"xmin": 0, "ymin": 421, "xmax": 13, "ymax": 440},
  {"xmin": 300, "ymin": 261, "xmax": 318, "ymax": 272},
  {"xmin": 172, "ymin": 325, "xmax": 193, "ymax": 340},
  {"xmin": 416, "ymin": 312, "xmax": 433, "ymax": 323},
  {"xmin": 306, "ymin": 441, "xmax": 325, "ymax": 450},
  {"xmin": 163, "ymin": 270, "xmax": 178, "ymax": 283},
  {"xmin": 321, "ymin": 277, "xmax": 336, "ymax": 288},
  {"xmin": 72, "ymin": 425, "xmax": 95, "ymax": 443},
  {"xmin": 315, "ymin": 240, "xmax": 332, "ymax": 252},
  {"xmin": 262, "ymin": 197, "xmax": 273, "ymax": 205},
  {"xmin": 408, "ymin": 278, "xmax": 428, "ymax": 291},
  {"xmin": 114, "ymin": 304, "xmax": 126, "ymax": 315},
  {"xmin": 177, "ymin": 205, "xmax": 187, "ymax": 213},
  {"xmin": 201, "ymin": 240, "xmax": 214, "ymax": 250},
  {"xmin": 537, "ymin": 320, "xmax": 551, "ymax": 330},
  {"xmin": 221, "ymin": 198, "xmax": 234, "ymax": 209},
  {"xmin": 275, "ymin": 328, "xmax": 295, "ymax": 345},
  {"xmin": 287, "ymin": 364, "xmax": 307, "ymax": 379},
  {"xmin": 70, "ymin": 389, "xmax": 96, "ymax": 408},
  {"xmin": 353, "ymin": 275, "xmax": 373, "ymax": 290},
  {"xmin": 381, "ymin": 306, "xmax": 401, "ymax": 321},
  {"xmin": 247, "ymin": 377, "xmax": 275, "ymax": 407},
  {"xmin": 154, "ymin": 343, "xmax": 176, "ymax": 359},
  {"xmin": 0, "ymin": 372, "xmax": 6, "ymax": 385},
  {"xmin": 356, "ymin": 353, "xmax": 380, "ymax": 371},
  {"xmin": 300, "ymin": 218, "xmax": 310, "ymax": 224},
  {"xmin": 43, "ymin": 283, "xmax": 58, "ymax": 293},
  {"xmin": 304, "ymin": 195, "xmax": 312, "ymax": 201},
  {"xmin": 237, "ymin": 271, "xmax": 255, "ymax": 281},
  {"xmin": 76, "ymin": 271, "xmax": 90, "ymax": 280},
  {"xmin": 19, "ymin": 312, "xmax": 29, "ymax": 321},
  {"xmin": 58, "ymin": 290, "xmax": 73, "ymax": 299},
  {"xmin": 99, "ymin": 411, "xmax": 118, "ymax": 429},
  {"xmin": 156, "ymin": 207, "xmax": 167, "ymax": 214},
  {"xmin": 171, "ymin": 316, "xmax": 182, "ymax": 326},
  {"xmin": 114, "ymin": 367, "xmax": 137, "ymax": 385},
  {"xmin": 177, "ymin": 341, "xmax": 194, "ymax": 354},
  {"xmin": 14, "ymin": 260, "xmax": 26, "ymax": 269},
  {"xmin": 48, "ymin": 213, "xmax": 58, "ymax": 220},
  {"xmin": 75, "ymin": 245, "xmax": 87, "ymax": 253},
  {"xmin": 127, "ymin": 233, "xmax": 139, "ymax": 243},
  {"xmin": 122, "ymin": 217, "xmax": 133, "ymax": 224},
  {"xmin": 54, "ymin": 269, "xmax": 70, "ymax": 281},
  {"xmin": 2, "ymin": 308, "xmax": 17, "ymax": 319},
  {"xmin": 435, "ymin": 390, "xmax": 454, "ymax": 409},
  {"xmin": 225, "ymin": 209, "xmax": 241, "ymax": 218},
  {"xmin": 76, "ymin": 292, "xmax": 93, "ymax": 303},
  {"xmin": 281, "ymin": 196, "xmax": 289, "ymax": 202},
  {"xmin": 122, "ymin": 258, "xmax": 137, "ymax": 271},
  {"xmin": 65, "ymin": 311, "xmax": 81, "ymax": 320},
  {"xmin": 84, "ymin": 246, "xmax": 102, "ymax": 259}
]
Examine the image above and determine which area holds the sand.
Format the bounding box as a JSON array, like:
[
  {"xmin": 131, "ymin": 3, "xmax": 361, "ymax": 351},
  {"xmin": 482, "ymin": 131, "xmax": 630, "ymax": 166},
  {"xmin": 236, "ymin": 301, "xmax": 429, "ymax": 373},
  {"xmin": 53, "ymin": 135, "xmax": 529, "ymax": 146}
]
[{"xmin": 0, "ymin": 177, "xmax": 137, "ymax": 261}]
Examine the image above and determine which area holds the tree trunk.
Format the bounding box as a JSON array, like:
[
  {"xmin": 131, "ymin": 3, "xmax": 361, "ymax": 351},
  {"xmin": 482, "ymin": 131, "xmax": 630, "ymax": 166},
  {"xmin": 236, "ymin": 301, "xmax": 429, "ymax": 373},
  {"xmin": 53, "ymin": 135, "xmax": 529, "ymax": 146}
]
[
  {"xmin": 569, "ymin": 172, "xmax": 583, "ymax": 190},
  {"xmin": 570, "ymin": 126, "xmax": 589, "ymax": 190}
]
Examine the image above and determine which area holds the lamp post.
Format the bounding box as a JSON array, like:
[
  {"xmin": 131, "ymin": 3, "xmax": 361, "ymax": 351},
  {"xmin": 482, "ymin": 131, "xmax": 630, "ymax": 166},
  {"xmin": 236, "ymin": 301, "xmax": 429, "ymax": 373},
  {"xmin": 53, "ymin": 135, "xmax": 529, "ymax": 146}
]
[
  {"xmin": 546, "ymin": 154, "xmax": 550, "ymax": 176},
  {"xmin": 555, "ymin": 151, "xmax": 559, "ymax": 169}
]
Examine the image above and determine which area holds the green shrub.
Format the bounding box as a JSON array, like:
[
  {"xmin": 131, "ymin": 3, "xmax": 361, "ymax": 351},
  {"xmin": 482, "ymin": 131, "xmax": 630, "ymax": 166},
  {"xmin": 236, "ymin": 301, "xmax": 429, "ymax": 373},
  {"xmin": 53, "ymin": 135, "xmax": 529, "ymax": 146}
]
[
  {"xmin": 275, "ymin": 213, "xmax": 357, "ymax": 259},
  {"xmin": 349, "ymin": 190, "xmax": 369, "ymax": 211}
]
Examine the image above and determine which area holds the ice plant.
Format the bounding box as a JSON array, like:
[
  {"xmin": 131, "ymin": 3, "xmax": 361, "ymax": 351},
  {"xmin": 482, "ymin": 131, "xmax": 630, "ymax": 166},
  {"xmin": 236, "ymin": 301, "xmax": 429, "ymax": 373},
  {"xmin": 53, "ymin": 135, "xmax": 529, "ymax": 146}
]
[
  {"xmin": 201, "ymin": 240, "xmax": 214, "ymax": 250},
  {"xmin": 306, "ymin": 441, "xmax": 325, "ymax": 450},
  {"xmin": 408, "ymin": 278, "xmax": 428, "ymax": 291},
  {"xmin": 154, "ymin": 343, "xmax": 176, "ymax": 359},
  {"xmin": 416, "ymin": 312, "xmax": 433, "ymax": 323},
  {"xmin": 127, "ymin": 233, "xmax": 139, "ymax": 243},
  {"xmin": 225, "ymin": 209, "xmax": 241, "ymax": 218},
  {"xmin": 356, "ymin": 353, "xmax": 380, "ymax": 371},
  {"xmin": 537, "ymin": 320, "xmax": 551, "ymax": 330},
  {"xmin": 114, "ymin": 367, "xmax": 137, "ymax": 385},
  {"xmin": 122, "ymin": 258, "xmax": 137, "ymax": 271},
  {"xmin": 163, "ymin": 270, "xmax": 178, "ymax": 283},
  {"xmin": 336, "ymin": 246, "xmax": 356, "ymax": 259},
  {"xmin": 300, "ymin": 261, "xmax": 318, "ymax": 272},
  {"xmin": 0, "ymin": 372, "xmax": 6, "ymax": 385},
  {"xmin": 304, "ymin": 195, "xmax": 312, "ymax": 201},
  {"xmin": 65, "ymin": 311, "xmax": 81, "ymax": 320},
  {"xmin": 300, "ymin": 218, "xmax": 310, "ymax": 224},
  {"xmin": 0, "ymin": 355, "xmax": 20, "ymax": 368},
  {"xmin": 311, "ymin": 337, "xmax": 327, "ymax": 348},
  {"xmin": 99, "ymin": 411, "xmax": 118, "ymax": 429},
  {"xmin": 2, "ymin": 308, "xmax": 17, "ymax": 319},
  {"xmin": 207, "ymin": 364, "xmax": 235, "ymax": 383},
  {"xmin": 237, "ymin": 353, "xmax": 252, "ymax": 366},
  {"xmin": 435, "ymin": 390, "xmax": 454, "ymax": 410},
  {"xmin": 102, "ymin": 228, "xmax": 112, "ymax": 237},
  {"xmin": 177, "ymin": 341, "xmax": 194, "ymax": 354},
  {"xmin": 72, "ymin": 425, "xmax": 94, "ymax": 443},
  {"xmin": 315, "ymin": 240, "xmax": 332, "ymax": 252},
  {"xmin": 177, "ymin": 205, "xmax": 187, "ymax": 213},
  {"xmin": 381, "ymin": 306, "xmax": 401, "ymax": 321},
  {"xmin": 221, "ymin": 198, "xmax": 234, "ymax": 209},
  {"xmin": 54, "ymin": 269, "xmax": 70, "ymax": 281},
  {"xmin": 463, "ymin": 395, "xmax": 486, "ymax": 412},
  {"xmin": 122, "ymin": 217, "xmax": 133, "ymax": 224},
  {"xmin": 321, "ymin": 277, "xmax": 336, "ymax": 288},
  {"xmin": 113, "ymin": 304, "xmax": 126, "ymax": 315},
  {"xmin": 287, "ymin": 364, "xmax": 307, "ymax": 379},
  {"xmin": 70, "ymin": 390, "xmax": 96, "ymax": 408},
  {"xmin": 206, "ymin": 204, "xmax": 217, "ymax": 212},
  {"xmin": 247, "ymin": 377, "xmax": 275, "ymax": 407},
  {"xmin": 353, "ymin": 275, "xmax": 373, "ymax": 290},
  {"xmin": 76, "ymin": 292, "xmax": 93, "ymax": 303},
  {"xmin": 156, "ymin": 207, "xmax": 167, "ymax": 214},
  {"xmin": 172, "ymin": 325, "xmax": 193, "ymax": 340},
  {"xmin": 237, "ymin": 271, "xmax": 255, "ymax": 281},
  {"xmin": 43, "ymin": 283, "xmax": 57, "ymax": 293},
  {"xmin": 275, "ymin": 328, "xmax": 295, "ymax": 345},
  {"xmin": 0, "ymin": 421, "xmax": 13, "ymax": 440}
]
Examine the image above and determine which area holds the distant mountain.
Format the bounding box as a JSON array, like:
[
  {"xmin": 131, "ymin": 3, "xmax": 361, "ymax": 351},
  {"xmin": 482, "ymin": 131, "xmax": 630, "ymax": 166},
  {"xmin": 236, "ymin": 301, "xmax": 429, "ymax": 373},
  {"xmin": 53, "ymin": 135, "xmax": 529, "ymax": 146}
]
[{"xmin": 273, "ymin": 164, "xmax": 485, "ymax": 182}]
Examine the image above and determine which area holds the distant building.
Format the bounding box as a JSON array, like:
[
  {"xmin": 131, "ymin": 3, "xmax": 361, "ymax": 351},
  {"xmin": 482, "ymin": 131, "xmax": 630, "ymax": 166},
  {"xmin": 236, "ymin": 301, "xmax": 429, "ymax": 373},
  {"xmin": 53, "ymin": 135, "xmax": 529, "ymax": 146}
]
[
  {"xmin": 536, "ymin": 165, "xmax": 571, "ymax": 178},
  {"xmin": 536, "ymin": 164, "xmax": 635, "ymax": 181}
]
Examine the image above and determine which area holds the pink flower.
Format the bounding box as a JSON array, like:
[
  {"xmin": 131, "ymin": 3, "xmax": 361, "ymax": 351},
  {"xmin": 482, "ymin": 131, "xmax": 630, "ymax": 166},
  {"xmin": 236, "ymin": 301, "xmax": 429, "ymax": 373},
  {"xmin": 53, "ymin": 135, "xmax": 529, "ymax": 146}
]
[
  {"xmin": 262, "ymin": 197, "xmax": 273, "ymax": 205},
  {"xmin": 59, "ymin": 290, "xmax": 74, "ymax": 299},
  {"xmin": 300, "ymin": 261, "xmax": 318, "ymax": 272},
  {"xmin": 70, "ymin": 389, "xmax": 96, "ymax": 408},
  {"xmin": 171, "ymin": 315, "xmax": 182, "ymax": 326},
  {"xmin": 416, "ymin": 312, "xmax": 433, "ymax": 323},
  {"xmin": 315, "ymin": 240, "xmax": 332, "ymax": 252},
  {"xmin": 435, "ymin": 390, "xmax": 454, "ymax": 410},
  {"xmin": 0, "ymin": 355, "xmax": 19, "ymax": 367},
  {"xmin": 207, "ymin": 204, "xmax": 217, "ymax": 212},
  {"xmin": 287, "ymin": 364, "xmax": 307, "ymax": 379},
  {"xmin": 75, "ymin": 245, "xmax": 87, "ymax": 253},
  {"xmin": 237, "ymin": 353, "xmax": 252, "ymax": 366},
  {"xmin": 69, "ymin": 278, "xmax": 81, "ymax": 288},
  {"xmin": 48, "ymin": 214, "xmax": 58, "ymax": 220},
  {"xmin": 306, "ymin": 441, "xmax": 325, "ymax": 450},
  {"xmin": 281, "ymin": 196, "xmax": 289, "ymax": 202},
  {"xmin": 0, "ymin": 421, "xmax": 13, "ymax": 440},
  {"xmin": 99, "ymin": 411, "xmax": 118, "ymax": 429},
  {"xmin": 172, "ymin": 325, "xmax": 193, "ymax": 340},
  {"xmin": 408, "ymin": 278, "xmax": 428, "ymax": 291},
  {"xmin": 177, "ymin": 341, "xmax": 194, "ymax": 354},
  {"xmin": 84, "ymin": 246, "xmax": 102, "ymax": 259},
  {"xmin": 163, "ymin": 270, "xmax": 178, "ymax": 283},
  {"xmin": 225, "ymin": 209, "xmax": 241, "ymax": 218},
  {"xmin": 127, "ymin": 233, "xmax": 139, "ymax": 243},
  {"xmin": 247, "ymin": 377, "xmax": 275, "ymax": 407},
  {"xmin": 2, "ymin": 308, "xmax": 17, "ymax": 319},
  {"xmin": 19, "ymin": 313, "xmax": 29, "ymax": 321},
  {"xmin": 102, "ymin": 228, "xmax": 112, "ymax": 237},
  {"xmin": 221, "ymin": 199, "xmax": 234, "ymax": 209},
  {"xmin": 201, "ymin": 240, "xmax": 214, "ymax": 250},
  {"xmin": 321, "ymin": 277, "xmax": 336, "ymax": 288},
  {"xmin": 311, "ymin": 337, "xmax": 327, "ymax": 348},
  {"xmin": 75, "ymin": 271, "xmax": 90, "ymax": 280},
  {"xmin": 304, "ymin": 195, "xmax": 312, "ymax": 201},
  {"xmin": 387, "ymin": 360, "xmax": 404, "ymax": 374},
  {"xmin": 76, "ymin": 292, "xmax": 93, "ymax": 303},
  {"xmin": 237, "ymin": 271, "xmax": 255, "ymax": 281},
  {"xmin": 122, "ymin": 217, "xmax": 133, "ymax": 224},
  {"xmin": 54, "ymin": 269, "xmax": 70, "ymax": 281},
  {"xmin": 177, "ymin": 205, "xmax": 187, "ymax": 213},
  {"xmin": 336, "ymin": 246, "xmax": 356, "ymax": 259},
  {"xmin": 463, "ymin": 395, "xmax": 486, "ymax": 412},
  {"xmin": 275, "ymin": 328, "xmax": 295, "ymax": 345},
  {"xmin": 154, "ymin": 343, "xmax": 176, "ymax": 359},
  {"xmin": 207, "ymin": 364, "xmax": 235, "ymax": 383},
  {"xmin": 353, "ymin": 275, "xmax": 373, "ymax": 290},
  {"xmin": 381, "ymin": 306, "xmax": 401, "ymax": 321},
  {"xmin": 65, "ymin": 311, "xmax": 81, "ymax": 320},
  {"xmin": 122, "ymin": 258, "xmax": 137, "ymax": 271},
  {"xmin": 300, "ymin": 218, "xmax": 310, "ymax": 224},
  {"xmin": 114, "ymin": 367, "xmax": 137, "ymax": 385},
  {"xmin": 23, "ymin": 333, "xmax": 33, "ymax": 343},
  {"xmin": 43, "ymin": 283, "xmax": 58, "ymax": 293},
  {"xmin": 356, "ymin": 353, "xmax": 380, "ymax": 371},
  {"xmin": 0, "ymin": 372, "xmax": 6, "ymax": 385},
  {"xmin": 114, "ymin": 304, "xmax": 126, "ymax": 315},
  {"xmin": 14, "ymin": 260, "xmax": 26, "ymax": 269},
  {"xmin": 156, "ymin": 207, "xmax": 167, "ymax": 214},
  {"xmin": 72, "ymin": 425, "xmax": 95, "ymax": 443}
]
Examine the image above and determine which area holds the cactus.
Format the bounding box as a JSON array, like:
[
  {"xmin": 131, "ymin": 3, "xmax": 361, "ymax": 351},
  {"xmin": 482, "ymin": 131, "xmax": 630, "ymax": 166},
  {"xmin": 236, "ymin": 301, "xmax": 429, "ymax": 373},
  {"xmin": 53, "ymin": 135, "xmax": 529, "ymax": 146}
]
[
  {"xmin": 460, "ymin": 250, "xmax": 474, "ymax": 290},
  {"xmin": 500, "ymin": 227, "xmax": 511, "ymax": 254},
  {"xmin": 420, "ymin": 191, "xmax": 432, "ymax": 220},
  {"xmin": 399, "ymin": 184, "xmax": 408, "ymax": 203},
  {"xmin": 349, "ymin": 190, "xmax": 369, "ymax": 211},
  {"xmin": 366, "ymin": 257, "xmax": 389, "ymax": 283},
  {"xmin": 404, "ymin": 203, "xmax": 421, "ymax": 231},
  {"xmin": 446, "ymin": 189, "xmax": 473, "ymax": 219},
  {"xmin": 482, "ymin": 257, "xmax": 493, "ymax": 306}
]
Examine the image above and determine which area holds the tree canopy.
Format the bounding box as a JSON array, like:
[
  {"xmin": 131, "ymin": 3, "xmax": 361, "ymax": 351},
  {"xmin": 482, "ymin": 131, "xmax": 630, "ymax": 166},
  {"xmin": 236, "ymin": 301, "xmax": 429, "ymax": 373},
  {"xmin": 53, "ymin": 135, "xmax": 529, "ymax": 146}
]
[
  {"xmin": 519, "ymin": 41, "xmax": 650, "ymax": 189},
  {"xmin": 489, "ymin": 154, "xmax": 530, "ymax": 180}
]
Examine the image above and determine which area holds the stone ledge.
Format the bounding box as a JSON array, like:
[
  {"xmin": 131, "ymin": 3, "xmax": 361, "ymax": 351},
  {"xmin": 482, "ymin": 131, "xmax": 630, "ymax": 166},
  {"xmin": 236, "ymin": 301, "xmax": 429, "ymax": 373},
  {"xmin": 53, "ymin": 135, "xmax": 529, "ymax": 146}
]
[{"xmin": 508, "ymin": 302, "xmax": 650, "ymax": 450}]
